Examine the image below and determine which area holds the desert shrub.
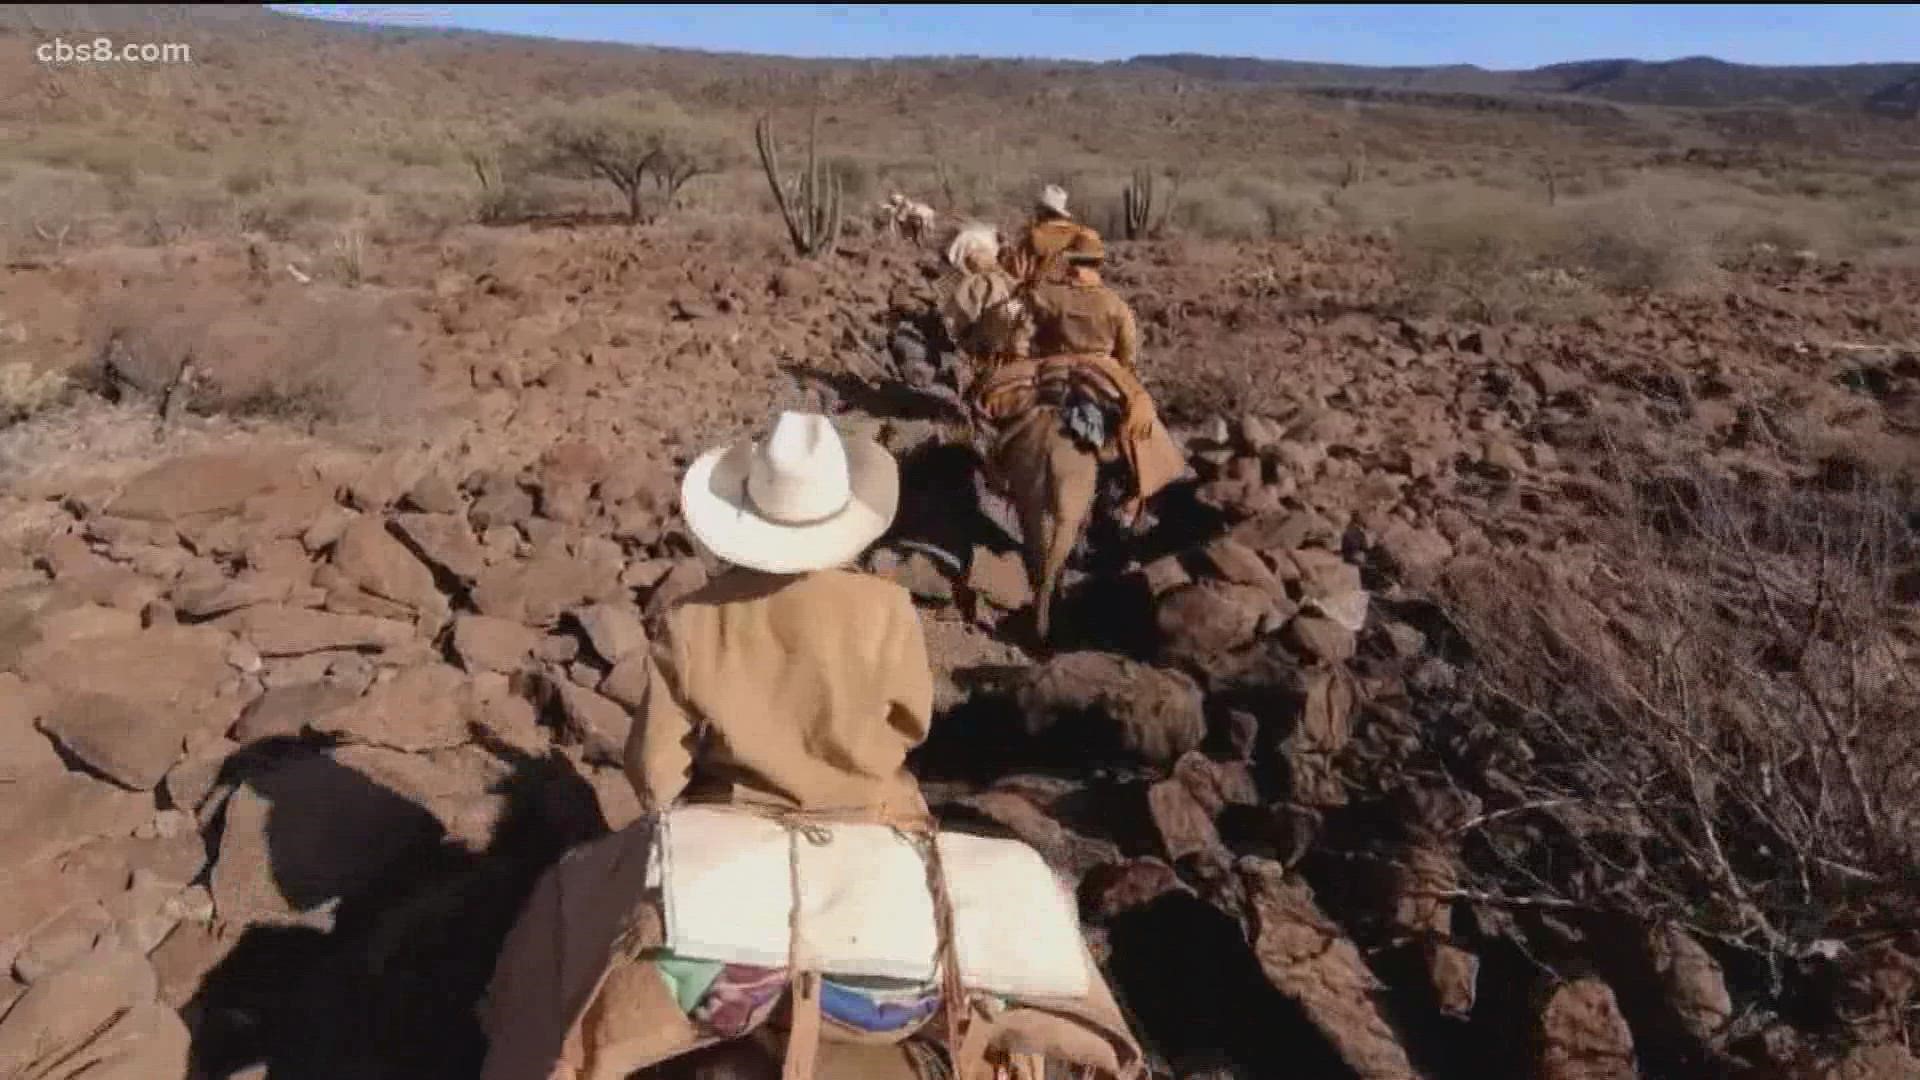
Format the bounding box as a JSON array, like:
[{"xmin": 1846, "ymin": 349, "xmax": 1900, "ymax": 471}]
[
  {"xmin": 238, "ymin": 181, "xmax": 366, "ymax": 242},
  {"xmin": 88, "ymin": 284, "xmax": 425, "ymax": 428},
  {"xmin": 1435, "ymin": 461, "xmax": 1920, "ymax": 977},
  {"xmin": 1391, "ymin": 202, "xmax": 1560, "ymax": 322},
  {"xmin": 523, "ymin": 92, "xmax": 735, "ymax": 223},
  {"xmin": 0, "ymin": 362, "xmax": 69, "ymax": 426},
  {"xmin": 828, "ymin": 155, "xmax": 875, "ymax": 204},
  {"xmin": 222, "ymin": 161, "xmax": 276, "ymax": 197},
  {"xmin": 1555, "ymin": 197, "xmax": 1719, "ymax": 294}
]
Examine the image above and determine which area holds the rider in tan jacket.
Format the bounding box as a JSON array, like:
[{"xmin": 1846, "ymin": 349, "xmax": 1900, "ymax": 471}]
[{"xmin": 1027, "ymin": 231, "xmax": 1140, "ymax": 370}]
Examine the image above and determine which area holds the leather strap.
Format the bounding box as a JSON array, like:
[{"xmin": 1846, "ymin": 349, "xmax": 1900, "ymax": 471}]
[{"xmin": 781, "ymin": 971, "xmax": 823, "ymax": 1080}]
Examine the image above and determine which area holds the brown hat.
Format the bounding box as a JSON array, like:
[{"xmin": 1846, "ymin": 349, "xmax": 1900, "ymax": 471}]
[{"xmin": 1063, "ymin": 229, "xmax": 1105, "ymax": 264}]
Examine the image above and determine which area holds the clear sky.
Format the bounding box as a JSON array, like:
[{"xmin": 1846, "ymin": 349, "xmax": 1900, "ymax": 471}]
[{"xmin": 270, "ymin": 4, "xmax": 1918, "ymax": 68}]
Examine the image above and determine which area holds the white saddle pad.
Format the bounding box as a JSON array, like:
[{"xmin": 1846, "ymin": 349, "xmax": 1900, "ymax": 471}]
[{"xmin": 654, "ymin": 805, "xmax": 1090, "ymax": 1000}]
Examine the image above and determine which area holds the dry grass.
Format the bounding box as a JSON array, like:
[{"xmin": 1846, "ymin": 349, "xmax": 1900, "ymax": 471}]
[
  {"xmin": 86, "ymin": 282, "xmax": 427, "ymax": 430},
  {"xmin": 0, "ymin": 362, "xmax": 68, "ymax": 425}
]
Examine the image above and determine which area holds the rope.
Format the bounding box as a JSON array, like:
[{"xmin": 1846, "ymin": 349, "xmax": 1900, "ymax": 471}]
[{"xmin": 674, "ymin": 799, "xmax": 974, "ymax": 1074}]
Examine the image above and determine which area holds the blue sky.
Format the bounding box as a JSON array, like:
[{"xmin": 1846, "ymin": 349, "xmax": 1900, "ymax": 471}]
[{"xmin": 270, "ymin": 5, "xmax": 1918, "ymax": 69}]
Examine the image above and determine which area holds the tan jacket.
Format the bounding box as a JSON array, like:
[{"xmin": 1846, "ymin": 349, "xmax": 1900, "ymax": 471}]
[
  {"xmin": 1028, "ymin": 273, "xmax": 1139, "ymax": 369},
  {"xmin": 623, "ymin": 568, "xmax": 933, "ymax": 819},
  {"xmin": 1005, "ymin": 218, "xmax": 1094, "ymax": 284}
]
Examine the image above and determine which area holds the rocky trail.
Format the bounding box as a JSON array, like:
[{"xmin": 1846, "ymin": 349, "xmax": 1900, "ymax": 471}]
[{"xmin": 0, "ymin": 222, "xmax": 1917, "ymax": 1079}]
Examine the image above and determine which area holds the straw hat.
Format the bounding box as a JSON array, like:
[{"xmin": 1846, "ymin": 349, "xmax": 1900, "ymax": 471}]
[
  {"xmin": 1037, "ymin": 184, "xmax": 1071, "ymax": 217},
  {"xmin": 680, "ymin": 411, "xmax": 900, "ymax": 574}
]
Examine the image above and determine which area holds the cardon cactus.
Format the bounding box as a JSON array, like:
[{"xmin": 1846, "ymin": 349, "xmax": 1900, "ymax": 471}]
[{"xmin": 756, "ymin": 111, "xmax": 842, "ymax": 259}]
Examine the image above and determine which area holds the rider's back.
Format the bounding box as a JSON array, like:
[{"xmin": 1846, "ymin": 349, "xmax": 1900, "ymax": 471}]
[{"xmin": 626, "ymin": 567, "xmax": 934, "ymax": 819}]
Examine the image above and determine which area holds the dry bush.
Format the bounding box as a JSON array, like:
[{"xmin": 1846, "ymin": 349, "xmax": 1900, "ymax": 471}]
[
  {"xmin": 87, "ymin": 283, "xmax": 426, "ymax": 428},
  {"xmin": 522, "ymin": 92, "xmax": 736, "ymax": 223},
  {"xmin": 236, "ymin": 180, "xmax": 368, "ymax": 243},
  {"xmin": 0, "ymin": 363, "xmax": 69, "ymax": 426},
  {"xmin": 1389, "ymin": 186, "xmax": 1721, "ymax": 321},
  {"xmin": 1435, "ymin": 458, "xmax": 1920, "ymax": 980},
  {"xmin": 1555, "ymin": 196, "xmax": 1721, "ymax": 295}
]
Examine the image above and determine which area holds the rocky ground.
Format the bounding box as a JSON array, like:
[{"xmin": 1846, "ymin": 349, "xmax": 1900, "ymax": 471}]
[{"xmin": 0, "ymin": 219, "xmax": 1916, "ymax": 1079}]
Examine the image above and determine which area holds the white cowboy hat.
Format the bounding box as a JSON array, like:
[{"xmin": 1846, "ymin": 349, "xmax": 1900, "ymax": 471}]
[
  {"xmin": 681, "ymin": 411, "xmax": 900, "ymax": 574},
  {"xmin": 1037, "ymin": 184, "xmax": 1071, "ymax": 217}
]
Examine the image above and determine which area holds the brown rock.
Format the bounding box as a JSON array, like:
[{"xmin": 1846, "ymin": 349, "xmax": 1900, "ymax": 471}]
[
  {"xmin": 312, "ymin": 664, "xmax": 473, "ymax": 752},
  {"xmin": 620, "ymin": 559, "xmax": 673, "ymax": 592},
  {"xmin": 1538, "ymin": 978, "xmax": 1636, "ymax": 1080},
  {"xmin": 1155, "ymin": 581, "xmax": 1275, "ymax": 667},
  {"xmin": 1239, "ymin": 857, "xmax": 1416, "ymax": 1080},
  {"xmin": 469, "ymin": 486, "xmax": 535, "ymax": 532},
  {"xmin": 1234, "ymin": 510, "xmax": 1340, "ymax": 554},
  {"xmin": 347, "ymin": 451, "xmax": 429, "ymax": 512},
  {"xmin": 1081, "ymin": 858, "xmax": 1190, "ymax": 922},
  {"xmin": 1376, "ymin": 523, "xmax": 1454, "ymax": 587},
  {"xmin": 172, "ymin": 572, "xmax": 296, "ymax": 619},
  {"xmin": 1198, "ymin": 537, "xmax": 1280, "ymax": 593},
  {"xmin": 585, "ymin": 765, "xmax": 642, "ymax": 832},
  {"xmin": 888, "ymin": 550, "xmax": 955, "ymax": 604},
  {"xmin": 575, "ymin": 602, "xmax": 649, "ymax": 666},
  {"xmin": 218, "ymin": 604, "xmax": 414, "ymax": 656},
  {"xmin": 954, "ymin": 791, "xmax": 1120, "ymax": 878},
  {"xmin": 1288, "ymin": 549, "xmax": 1369, "ymax": 633},
  {"xmin": 0, "ymin": 942, "xmax": 161, "ymax": 1077},
  {"xmin": 232, "ymin": 680, "xmax": 361, "ymax": 743},
  {"xmin": 148, "ymin": 921, "xmax": 229, "ymax": 1008},
  {"xmin": 1172, "ymin": 752, "xmax": 1260, "ymax": 817},
  {"xmin": 329, "ymin": 517, "xmax": 447, "ymax": 619},
  {"xmin": 1648, "ymin": 923, "xmax": 1731, "ymax": 1046},
  {"xmin": 0, "ymin": 674, "xmax": 62, "ymax": 782},
  {"xmin": 160, "ymin": 736, "xmax": 237, "ymax": 818},
  {"xmin": 469, "ymin": 675, "xmax": 546, "ymax": 756},
  {"xmin": 33, "ymin": 604, "xmax": 142, "ymax": 646},
  {"xmin": 1135, "ymin": 555, "xmax": 1191, "ymax": 598},
  {"xmin": 1146, "ymin": 777, "xmax": 1226, "ymax": 862},
  {"xmin": 548, "ymin": 680, "xmax": 632, "ymax": 765},
  {"xmin": 451, "ymin": 614, "xmax": 541, "ymax": 674},
  {"xmin": 58, "ymin": 816, "xmax": 209, "ymax": 899},
  {"xmin": 644, "ymin": 559, "xmax": 710, "ymax": 621},
  {"xmin": 472, "ymin": 553, "xmax": 622, "ymax": 627},
  {"xmin": 539, "ymin": 441, "xmax": 611, "ymax": 488},
  {"xmin": 11, "ymin": 901, "xmax": 113, "ymax": 984},
  {"xmin": 966, "ymin": 546, "xmax": 1031, "ymax": 611},
  {"xmin": 331, "ymin": 744, "xmax": 510, "ymax": 851},
  {"xmin": 1281, "ymin": 668, "xmax": 1358, "ymax": 808},
  {"xmin": 104, "ymin": 450, "xmax": 295, "ymax": 523},
  {"xmin": 538, "ymin": 633, "xmax": 581, "ymax": 665},
  {"xmin": 405, "ymin": 472, "xmax": 464, "ymax": 515},
  {"xmin": 25, "ymin": 627, "xmax": 246, "ymax": 791},
  {"xmin": 1283, "ymin": 614, "xmax": 1357, "ymax": 666},
  {"xmin": 599, "ymin": 653, "xmax": 652, "ymax": 711},
  {"xmin": 391, "ymin": 513, "xmax": 486, "ymax": 583},
  {"xmin": 1016, "ymin": 652, "xmax": 1206, "ymax": 768},
  {"xmin": 1482, "ymin": 438, "xmax": 1528, "ymax": 476}
]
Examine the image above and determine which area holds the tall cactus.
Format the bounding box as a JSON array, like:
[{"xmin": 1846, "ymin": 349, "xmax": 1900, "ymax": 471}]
[
  {"xmin": 1123, "ymin": 168, "xmax": 1153, "ymax": 241},
  {"xmin": 756, "ymin": 110, "xmax": 842, "ymax": 259},
  {"xmin": 1123, "ymin": 167, "xmax": 1176, "ymax": 241}
]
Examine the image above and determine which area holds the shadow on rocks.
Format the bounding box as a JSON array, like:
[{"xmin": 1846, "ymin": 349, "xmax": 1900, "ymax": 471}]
[
  {"xmin": 184, "ymin": 734, "xmax": 606, "ymax": 1080},
  {"xmin": 782, "ymin": 362, "xmax": 967, "ymax": 425},
  {"xmin": 1104, "ymin": 891, "xmax": 1358, "ymax": 1078}
]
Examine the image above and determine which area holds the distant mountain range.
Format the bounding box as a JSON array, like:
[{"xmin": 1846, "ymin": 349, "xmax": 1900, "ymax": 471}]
[
  {"xmin": 5, "ymin": 6, "xmax": 1916, "ymax": 118},
  {"xmin": 1122, "ymin": 54, "xmax": 1920, "ymax": 117}
]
